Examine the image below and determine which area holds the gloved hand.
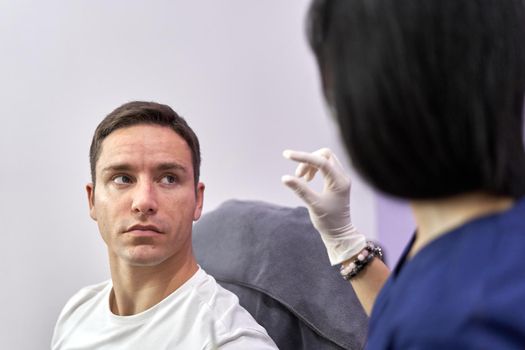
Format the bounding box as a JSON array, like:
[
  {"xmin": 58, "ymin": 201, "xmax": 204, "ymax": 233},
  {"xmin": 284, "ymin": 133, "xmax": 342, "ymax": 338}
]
[{"xmin": 282, "ymin": 148, "xmax": 366, "ymax": 265}]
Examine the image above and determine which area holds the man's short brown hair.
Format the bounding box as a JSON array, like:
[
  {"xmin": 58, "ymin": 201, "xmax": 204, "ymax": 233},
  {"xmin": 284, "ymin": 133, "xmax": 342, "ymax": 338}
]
[{"xmin": 89, "ymin": 101, "xmax": 201, "ymax": 186}]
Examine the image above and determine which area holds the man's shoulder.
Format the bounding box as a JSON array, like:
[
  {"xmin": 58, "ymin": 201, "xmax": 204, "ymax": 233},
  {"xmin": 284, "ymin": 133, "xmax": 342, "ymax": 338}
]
[
  {"xmin": 72, "ymin": 280, "xmax": 111, "ymax": 297},
  {"xmin": 64, "ymin": 280, "xmax": 111, "ymax": 308},
  {"xmin": 57, "ymin": 280, "xmax": 111, "ymax": 323},
  {"xmin": 52, "ymin": 280, "xmax": 112, "ymax": 349},
  {"xmin": 191, "ymin": 268, "xmax": 277, "ymax": 348},
  {"xmin": 191, "ymin": 268, "xmax": 247, "ymax": 315}
]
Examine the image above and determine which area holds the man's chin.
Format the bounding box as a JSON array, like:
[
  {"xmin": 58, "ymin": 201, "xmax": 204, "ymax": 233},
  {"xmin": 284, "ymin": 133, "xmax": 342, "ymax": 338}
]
[
  {"xmin": 121, "ymin": 246, "xmax": 170, "ymax": 267},
  {"xmin": 127, "ymin": 258, "xmax": 166, "ymax": 267}
]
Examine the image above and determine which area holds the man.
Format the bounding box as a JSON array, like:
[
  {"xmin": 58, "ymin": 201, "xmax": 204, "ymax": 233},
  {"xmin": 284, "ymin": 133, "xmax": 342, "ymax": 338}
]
[{"xmin": 52, "ymin": 101, "xmax": 277, "ymax": 349}]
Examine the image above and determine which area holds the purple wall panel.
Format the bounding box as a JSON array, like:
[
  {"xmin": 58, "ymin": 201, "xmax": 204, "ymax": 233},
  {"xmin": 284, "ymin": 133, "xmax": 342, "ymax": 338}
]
[{"xmin": 376, "ymin": 194, "xmax": 415, "ymax": 267}]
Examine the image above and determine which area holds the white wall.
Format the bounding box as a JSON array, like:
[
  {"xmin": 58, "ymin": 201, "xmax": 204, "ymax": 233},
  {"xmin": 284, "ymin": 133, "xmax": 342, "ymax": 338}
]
[{"xmin": 0, "ymin": 1, "xmax": 377, "ymax": 348}]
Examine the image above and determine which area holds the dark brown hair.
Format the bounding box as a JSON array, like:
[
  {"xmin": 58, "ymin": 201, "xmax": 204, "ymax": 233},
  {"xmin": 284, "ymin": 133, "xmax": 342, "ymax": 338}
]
[
  {"xmin": 89, "ymin": 101, "xmax": 201, "ymax": 186},
  {"xmin": 307, "ymin": 0, "xmax": 525, "ymax": 199}
]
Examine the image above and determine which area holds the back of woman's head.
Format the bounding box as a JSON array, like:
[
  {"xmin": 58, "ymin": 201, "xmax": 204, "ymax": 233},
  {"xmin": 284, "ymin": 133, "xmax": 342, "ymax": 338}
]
[{"xmin": 308, "ymin": 0, "xmax": 525, "ymax": 199}]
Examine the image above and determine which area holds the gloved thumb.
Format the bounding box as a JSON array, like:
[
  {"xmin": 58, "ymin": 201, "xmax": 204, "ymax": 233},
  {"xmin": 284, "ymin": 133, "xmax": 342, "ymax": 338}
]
[{"xmin": 281, "ymin": 175, "xmax": 319, "ymax": 206}]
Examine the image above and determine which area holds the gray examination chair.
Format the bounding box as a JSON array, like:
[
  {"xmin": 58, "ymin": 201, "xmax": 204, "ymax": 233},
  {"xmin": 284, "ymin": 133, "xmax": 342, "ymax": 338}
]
[{"xmin": 193, "ymin": 200, "xmax": 368, "ymax": 350}]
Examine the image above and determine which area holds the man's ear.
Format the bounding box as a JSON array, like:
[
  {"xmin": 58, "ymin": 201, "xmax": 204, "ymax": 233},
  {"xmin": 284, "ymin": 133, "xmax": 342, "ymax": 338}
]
[
  {"xmin": 86, "ymin": 183, "xmax": 97, "ymax": 221},
  {"xmin": 193, "ymin": 182, "xmax": 205, "ymax": 221}
]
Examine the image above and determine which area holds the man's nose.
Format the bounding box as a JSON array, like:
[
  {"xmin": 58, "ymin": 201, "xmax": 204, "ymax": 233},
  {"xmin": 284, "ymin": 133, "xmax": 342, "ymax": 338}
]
[{"xmin": 131, "ymin": 182, "xmax": 158, "ymax": 216}]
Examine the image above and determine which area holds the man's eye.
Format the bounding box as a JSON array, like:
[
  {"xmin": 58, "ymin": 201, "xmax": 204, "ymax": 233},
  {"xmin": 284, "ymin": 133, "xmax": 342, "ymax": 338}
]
[
  {"xmin": 113, "ymin": 175, "xmax": 132, "ymax": 184},
  {"xmin": 160, "ymin": 175, "xmax": 177, "ymax": 184}
]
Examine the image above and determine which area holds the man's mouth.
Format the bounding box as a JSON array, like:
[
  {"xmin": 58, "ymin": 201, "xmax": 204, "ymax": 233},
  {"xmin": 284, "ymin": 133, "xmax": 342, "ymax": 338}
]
[{"xmin": 125, "ymin": 224, "xmax": 163, "ymax": 236}]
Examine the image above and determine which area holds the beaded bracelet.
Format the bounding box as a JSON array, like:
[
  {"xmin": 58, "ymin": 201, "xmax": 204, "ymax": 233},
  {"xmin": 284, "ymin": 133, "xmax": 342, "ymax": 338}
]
[{"xmin": 339, "ymin": 241, "xmax": 383, "ymax": 281}]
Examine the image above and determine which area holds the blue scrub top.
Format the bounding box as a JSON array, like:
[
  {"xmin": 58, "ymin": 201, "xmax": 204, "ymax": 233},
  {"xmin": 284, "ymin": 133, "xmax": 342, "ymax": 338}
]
[{"xmin": 367, "ymin": 197, "xmax": 525, "ymax": 349}]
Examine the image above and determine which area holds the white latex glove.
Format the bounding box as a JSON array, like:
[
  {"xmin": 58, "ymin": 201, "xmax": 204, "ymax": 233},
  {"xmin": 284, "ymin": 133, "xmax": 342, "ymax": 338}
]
[{"xmin": 282, "ymin": 148, "xmax": 366, "ymax": 265}]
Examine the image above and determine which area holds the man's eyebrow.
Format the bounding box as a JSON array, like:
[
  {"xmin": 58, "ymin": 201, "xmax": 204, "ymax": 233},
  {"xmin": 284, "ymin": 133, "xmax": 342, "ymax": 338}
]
[
  {"xmin": 156, "ymin": 162, "xmax": 187, "ymax": 172},
  {"xmin": 101, "ymin": 164, "xmax": 135, "ymax": 174},
  {"xmin": 101, "ymin": 162, "xmax": 187, "ymax": 174}
]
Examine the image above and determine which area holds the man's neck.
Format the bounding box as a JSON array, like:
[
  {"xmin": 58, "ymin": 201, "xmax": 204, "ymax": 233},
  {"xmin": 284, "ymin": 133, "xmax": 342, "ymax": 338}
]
[
  {"xmin": 108, "ymin": 253, "xmax": 199, "ymax": 316},
  {"xmin": 409, "ymin": 192, "xmax": 514, "ymax": 258}
]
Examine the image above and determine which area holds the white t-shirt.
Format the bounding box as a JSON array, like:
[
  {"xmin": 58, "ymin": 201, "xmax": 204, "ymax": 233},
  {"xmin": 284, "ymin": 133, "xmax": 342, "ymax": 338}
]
[{"xmin": 51, "ymin": 268, "xmax": 278, "ymax": 349}]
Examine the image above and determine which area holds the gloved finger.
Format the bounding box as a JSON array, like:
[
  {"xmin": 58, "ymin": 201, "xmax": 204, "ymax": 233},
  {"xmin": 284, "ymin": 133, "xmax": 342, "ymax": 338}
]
[
  {"xmin": 312, "ymin": 148, "xmax": 351, "ymax": 190},
  {"xmin": 295, "ymin": 162, "xmax": 320, "ymax": 181},
  {"xmin": 326, "ymin": 149, "xmax": 345, "ymax": 170},
  {"xmin": 284, "ymin": 149, "xmax": 327, "ymax": 168},
  {"xmin": 284, "ymin": 148, "xmax": 342, "ymax": 183},
  {"xmin": 295, "ymin": 162, "xmax": 310, "ymax": 177},
  {"xmin": 316, "ymin": 148, "xmax": 345, "ymax": 172},
  {"xmin": 281, "ymin": 175, "xmax": 320, "ymax": 206},
  {"xmin": 285, "ymin": 149, "xmax": 323, "ymax": 181},
  {"xmin": 304, "ymin": 167, "xmax": 318, "ymax": 181}
]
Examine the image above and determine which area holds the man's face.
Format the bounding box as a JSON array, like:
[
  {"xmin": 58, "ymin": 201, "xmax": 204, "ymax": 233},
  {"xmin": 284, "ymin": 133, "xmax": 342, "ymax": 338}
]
[{"xmin": 86, "ymin": 124, "xmax": 204, "ymax": 267}]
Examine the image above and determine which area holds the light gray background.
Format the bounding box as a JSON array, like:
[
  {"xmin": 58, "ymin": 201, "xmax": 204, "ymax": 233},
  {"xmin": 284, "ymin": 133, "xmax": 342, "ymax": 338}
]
[{"xmin": 0, "ymin": 1, "xmax": 412, "ymax": 348}]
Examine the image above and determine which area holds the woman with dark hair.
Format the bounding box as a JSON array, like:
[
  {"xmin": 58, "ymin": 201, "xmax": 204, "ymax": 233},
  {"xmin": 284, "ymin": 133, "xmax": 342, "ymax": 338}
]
[{"xmin": 282, "ymin": 0, "xmax": 525, "ymax": 348}]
